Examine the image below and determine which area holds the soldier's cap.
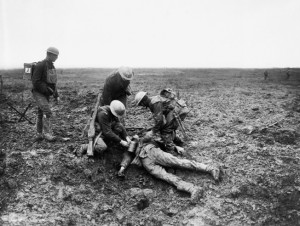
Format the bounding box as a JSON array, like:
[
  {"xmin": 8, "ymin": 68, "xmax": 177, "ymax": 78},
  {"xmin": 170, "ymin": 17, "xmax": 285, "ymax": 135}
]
[
  {"xmin": 118, "ymin": 67, "xmax": 134, "ymax": 80},
  {"xmin": 47, "ymin": 47, "xmax": 59, "ymax": 56}
]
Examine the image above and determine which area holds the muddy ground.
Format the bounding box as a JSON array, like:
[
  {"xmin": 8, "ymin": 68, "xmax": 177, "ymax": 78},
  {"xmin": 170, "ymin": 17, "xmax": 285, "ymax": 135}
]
[{"xmin": 0, "ymin": 68, "xmax": 300, "ymax": 226}]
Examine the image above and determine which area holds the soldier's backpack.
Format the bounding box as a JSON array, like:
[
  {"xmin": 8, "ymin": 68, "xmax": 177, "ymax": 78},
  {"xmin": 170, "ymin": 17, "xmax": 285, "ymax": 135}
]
[
  {"xmin": 159, "ymin": 88, "xmax": 189, "ymax": 117},
  {"xmin": 23, "ymin": 63, "xmax": 37, "ymax": 81}
]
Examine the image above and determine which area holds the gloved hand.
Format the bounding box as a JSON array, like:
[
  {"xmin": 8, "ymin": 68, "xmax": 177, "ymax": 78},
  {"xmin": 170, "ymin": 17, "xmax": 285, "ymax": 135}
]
[
  {"xmin": 117, "ymin": 167, "xmax": 126, "ymax": 177},
  {"xmin": 175, "ymin": 146, "xmax": 185, "ymax": 155},
  {"xmin": 120, "ymin": 140, "xmax": 129, "ymax": 147},
  {"xmin": 126, "ymin": 136, "xmax": 131, "ymax": 144}
]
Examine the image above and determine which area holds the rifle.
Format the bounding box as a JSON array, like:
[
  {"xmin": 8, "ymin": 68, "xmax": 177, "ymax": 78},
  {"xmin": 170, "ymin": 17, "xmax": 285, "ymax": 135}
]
[
  {"xmin": 174, "ymin": 112, "xmax": 188, "ymax": 140},
  {"xmin": 126, "ymin": 127, "xmax": 152, "ymax": 135},
  {"xmin": 87, "ymin": 93, "xmax": 101, "ymax": 156},
  {"xmin": 126, "ymin": 127, "xmax": 145, "ymax": 131}
]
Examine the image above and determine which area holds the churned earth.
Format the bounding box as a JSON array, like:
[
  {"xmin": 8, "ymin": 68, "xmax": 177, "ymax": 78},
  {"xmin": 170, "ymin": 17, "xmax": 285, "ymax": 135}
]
[{"xmin": 0, "ymin": 68, "xmax": 300, "ymax": 225}]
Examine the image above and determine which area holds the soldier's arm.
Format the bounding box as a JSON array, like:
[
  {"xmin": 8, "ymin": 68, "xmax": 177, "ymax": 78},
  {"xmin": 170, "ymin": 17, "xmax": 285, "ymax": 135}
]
[
  {"xmin": 98, "ymin": 113, "xmax": 122, "ymax": 143},
  {"xmin": 151, "ymin": 102, "xmax": 164, "ymax": 134}
]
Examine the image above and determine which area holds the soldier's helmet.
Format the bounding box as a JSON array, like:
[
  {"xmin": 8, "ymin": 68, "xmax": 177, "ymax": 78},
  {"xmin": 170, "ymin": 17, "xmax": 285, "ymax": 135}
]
[
  {"xmin": 110, "ymin": 100, "xmax": 126, "ymax": 118},
  {"xmin": 47, "ymin": 47, "xmax": 59, "ymax": 56},
  {"xmin": 133, "ymin": 91, "xmax": 147, "ymax": 106},
  {"xmin": 118, "ymin": 67, "xmax": 134, "ymax": 80}
]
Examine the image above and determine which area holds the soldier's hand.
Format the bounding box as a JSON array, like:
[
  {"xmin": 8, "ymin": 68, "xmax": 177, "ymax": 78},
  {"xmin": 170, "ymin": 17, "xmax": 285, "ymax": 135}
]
[
  {"xmin": 120, "ymin": 140, "xmax": 129, "ymax": 147},
  {"xmin": 126, "ymin": 136, "xmax": 132, "ymax": 144},
  {"xmin": 117, "ymin": 167, "xmax": 126, "ymax": 177},
  {"xmin": 175, "ymin": 146, "xmax": 185, "ymax": 155}
]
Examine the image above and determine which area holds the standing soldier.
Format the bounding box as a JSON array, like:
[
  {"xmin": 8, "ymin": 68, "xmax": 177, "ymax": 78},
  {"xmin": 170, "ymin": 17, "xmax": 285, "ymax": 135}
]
[
  {"xmin": 264, "ymin": 70, "xmax": 268, "ymax": 80},
  {"xmin": 286, "ymin": 68, "xmax": 291, "ymax": 80},
  {"xmin": 100, "ymin": 67, "xmax": 134, "ymax": 108},
  {"xmin": 133, "ymin": 88, "xmax": 189, "ymax": 154},
  {"xmin": 32, "ymin": 47, "xmax": 60, "ymax": 141}
]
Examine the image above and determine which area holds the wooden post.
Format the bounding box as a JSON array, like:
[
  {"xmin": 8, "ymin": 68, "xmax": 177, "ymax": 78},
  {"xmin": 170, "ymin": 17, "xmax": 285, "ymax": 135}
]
[{"xmin": 0, "ymin": 75, "xmax": 3, "ymax": 95}]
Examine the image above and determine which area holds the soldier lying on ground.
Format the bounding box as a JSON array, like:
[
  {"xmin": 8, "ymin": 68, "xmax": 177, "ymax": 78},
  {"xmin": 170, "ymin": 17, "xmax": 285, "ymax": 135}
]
[
  {"xmin": 133, "ymin": 88, "xmax": 189, "ymax": 155},
  {"xmin": 79, "ymin": 100, "xmax": 131, "ymax": 155},
  {"xmin": 117, "ymin": 132, "xmax": 220, "ymax": 202}
]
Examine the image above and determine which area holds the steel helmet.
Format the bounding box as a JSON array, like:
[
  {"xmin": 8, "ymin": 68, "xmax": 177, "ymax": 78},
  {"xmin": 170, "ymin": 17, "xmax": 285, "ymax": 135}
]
[
  {"xmin": 133, "ymin": 91, "xmax": 147, "ymax": 106},
  {"xmin": 110, "ymin": 100, "xmax": 126, "ymax": 118},
  {"xmin": 118, "ymin": 67, "xmax": 134, "ymax": 80},
  {"xmin": 47, "ymin": 47, "xmax": 59, "ymax": 56}
]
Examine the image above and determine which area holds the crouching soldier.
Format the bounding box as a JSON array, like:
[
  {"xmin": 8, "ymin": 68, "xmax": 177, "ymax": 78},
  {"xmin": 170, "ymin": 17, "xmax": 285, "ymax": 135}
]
[
  {"xmin": 133, "ymin": 88, "xmax": 189, "ymax": 154},
  {"xmin": 118, "ymin": 133, "xmax": 220, "ymax": 202},
  {"xmin": 79, "ymin": 100, "xmax": 131, "ymax": 155}
]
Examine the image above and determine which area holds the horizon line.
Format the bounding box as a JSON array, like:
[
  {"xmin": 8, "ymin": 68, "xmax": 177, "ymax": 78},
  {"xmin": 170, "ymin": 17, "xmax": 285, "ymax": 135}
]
[{"xmin": 0, "ymin": 66, "xmax": 298, "ymax": 71}]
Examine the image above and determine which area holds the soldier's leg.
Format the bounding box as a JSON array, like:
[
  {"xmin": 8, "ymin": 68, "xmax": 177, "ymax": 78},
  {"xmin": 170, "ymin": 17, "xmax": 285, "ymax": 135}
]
[
  {"xmin": 36, "ymin": 107, "xmax": 43, "ymax": 134},
  {"xmin": 33, "ymin": 91, "xmax": 55, "ymax": 141},
  {"xmin": 142, "ymin": 157, "xmax": 203, "ymax": 201},
  {"xmin": 118, "ymin": 151, "xmax": 134, "ymax": 177},
  {"xmin": 150, "ymin": 147, "xmax": 220, "ymax": 181},
  {"xmin": 94, "ymin": 137, "xmax": 107, "ymax": 154}
]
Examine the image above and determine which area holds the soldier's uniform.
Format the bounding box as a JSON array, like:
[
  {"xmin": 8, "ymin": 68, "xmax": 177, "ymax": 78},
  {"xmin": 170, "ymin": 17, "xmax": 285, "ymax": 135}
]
[
  {"xmin": 32, "ymin": 59, "xmax": 59, "ymax": 138},
  {"xmin": 80, "ymin": 105, "xmax": 128, "ymax": 154},
  {"xmin": 147, "ymin": 93, "xmax": 189, "ymax": 152},
  {"xmin": 120, "ymin": 139, "xmax": 219, "ymax": 200},
  {"xmin": 100, "ymin": 68, "xmax": 132, "ymax": 108}
]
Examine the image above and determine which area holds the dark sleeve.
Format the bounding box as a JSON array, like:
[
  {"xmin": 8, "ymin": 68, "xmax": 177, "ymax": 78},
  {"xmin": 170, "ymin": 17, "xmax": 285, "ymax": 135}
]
[
  {"xmin": 119, "ymin": 123, "xmax": 128, "ymax": 138},
  {"xmin": 101, "ymin": 78, "xmax": 113, "ymax": 105},
  {"xmin": 151, "ymin": 102, "xmax": 164, "ymax": 133},
  {"xmin": 125, "ymin": 84, "xmax": 132, "ymax": 96},
  {"xmin": 53, "ymin": 87, "xmax": 59, "ymax": 98},
  {"xmin": 32, "ymin": 62, "xmax": 50, "ymax": 95},
  {"xmin": 97, "ymin": 112, "xmax": 122, "ymax": 143}
]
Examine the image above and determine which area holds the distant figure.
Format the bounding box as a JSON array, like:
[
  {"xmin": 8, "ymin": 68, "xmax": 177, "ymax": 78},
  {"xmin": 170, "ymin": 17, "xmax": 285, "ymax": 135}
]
[
  {"xmin": 264, "ymin": 70, "xmax": 268, "ymax": 80},
  {"xmin": 32, "ymin": 47, "xmax": 60, "ymax": 142},
  {"xmin": 286, "ymin": 69, "xmax": 291, "ymax": 80}
]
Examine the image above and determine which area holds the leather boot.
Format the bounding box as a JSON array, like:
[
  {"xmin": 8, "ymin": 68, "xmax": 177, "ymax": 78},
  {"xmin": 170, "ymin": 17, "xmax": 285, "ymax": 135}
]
[
  {"xmin": 189, "ymin": 186, "xmax": 204, "ymax": 202},
  {"xmin": 206, "ymin": 165, "xmax": 220, "ymax": 181},
  {"xmin": 177, "ymin": 181, "xmax": 203, "ymax": 202},
  {"xmin": 43, "ymin": 117, "xmax": 56, "ymax": 142},
  {"xmin": 35, "ymin": 114, "xmax": 43, "ymax": 140}
]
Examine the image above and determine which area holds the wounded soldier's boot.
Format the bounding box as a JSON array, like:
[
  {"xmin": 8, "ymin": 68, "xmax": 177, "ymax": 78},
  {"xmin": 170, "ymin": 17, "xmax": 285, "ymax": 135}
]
[
  {"xmin": 177, "ymin": 181, "xmax": 203, "ymax": 202},
  {"xmin": 206, "ymin": 165, "xmax": 220, "ymax": 181},
  {"xmin": 189, "ymin": 186, "xmax": 204, "ymax": 202}
]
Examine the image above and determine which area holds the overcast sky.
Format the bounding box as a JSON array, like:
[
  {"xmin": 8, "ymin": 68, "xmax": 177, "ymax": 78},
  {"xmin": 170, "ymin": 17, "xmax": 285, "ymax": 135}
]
[{"xmin": 0, "ymin": 0, "xmax": 299, "ymax": 69}]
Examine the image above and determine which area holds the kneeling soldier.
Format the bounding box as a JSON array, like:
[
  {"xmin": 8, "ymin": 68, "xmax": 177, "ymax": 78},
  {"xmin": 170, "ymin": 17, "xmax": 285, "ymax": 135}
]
[
  {"xmin": 133, "ymin": 88, "xmax": 189, "ymax": 154},
  {"xmin": 118, "ymin": 134, "xmax": 220, "ymax": 202},
  {"xmin": 80, "ymin": 100, "xmax": 131, "ymax": 155}
]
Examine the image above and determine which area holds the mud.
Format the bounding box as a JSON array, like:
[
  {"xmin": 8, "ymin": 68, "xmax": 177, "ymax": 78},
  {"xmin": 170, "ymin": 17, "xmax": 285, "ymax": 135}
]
[{"xmin": 0, "ymin": 68, "xmax": 299, "ymax": 225}]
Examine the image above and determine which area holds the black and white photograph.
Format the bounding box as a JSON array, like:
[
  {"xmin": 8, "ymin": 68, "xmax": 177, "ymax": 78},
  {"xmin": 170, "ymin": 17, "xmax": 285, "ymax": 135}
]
[{"xmin": 0, "ymin": 0, "xmax": 300, "ymax": 225}]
